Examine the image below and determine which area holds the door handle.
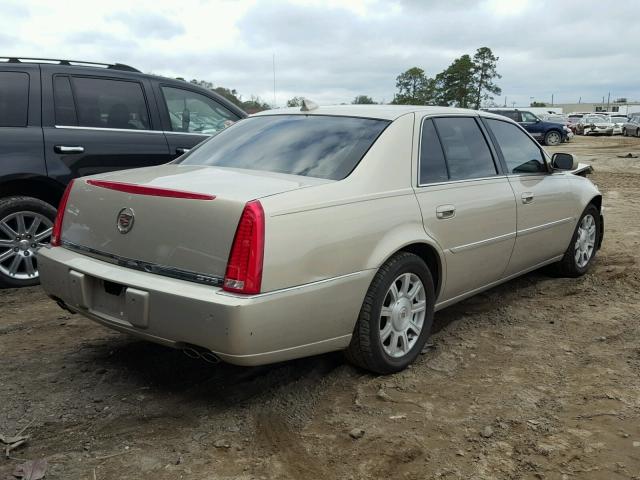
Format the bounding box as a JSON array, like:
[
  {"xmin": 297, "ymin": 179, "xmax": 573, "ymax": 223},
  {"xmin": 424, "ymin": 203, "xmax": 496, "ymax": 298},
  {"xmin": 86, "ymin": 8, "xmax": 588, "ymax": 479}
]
[
  {"xmin": 176, "ymin": 147, "xmax": 190, "ymax": 155},
  {"xmin": 54, "ymin": 145, "xmax": 84, "ymax": 154},
  {"xmin": 521, "ymin": 192, "xmax": 534, "ymax": 204},
  {"xmin": 436, "ymin": 204, "xmax": 456, "ymax": 219}
]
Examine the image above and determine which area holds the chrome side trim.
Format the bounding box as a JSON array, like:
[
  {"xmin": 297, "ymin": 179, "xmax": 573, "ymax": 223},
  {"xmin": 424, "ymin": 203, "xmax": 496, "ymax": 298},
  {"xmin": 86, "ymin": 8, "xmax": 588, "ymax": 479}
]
[
  {"xmin": 54, "ymin": 125, "xmax": 210, "ymax": 137},
  {"xmin": 435, "ymin": 255, "xmax": 564, "ymax": 311},
  {"xmin": 61, "ymin": 241, "xmax": 223, "ymax": 286},
  {"xmin": 449, "ymin": 231, "xmax": 516, "ymax": 254},
  {"xmin": 517, "ymin": 217, "xmax": 575, "ymax": 237},
  {"xmin": 217, "ymin": 270, "xmax": 372, "ymax": 299}
]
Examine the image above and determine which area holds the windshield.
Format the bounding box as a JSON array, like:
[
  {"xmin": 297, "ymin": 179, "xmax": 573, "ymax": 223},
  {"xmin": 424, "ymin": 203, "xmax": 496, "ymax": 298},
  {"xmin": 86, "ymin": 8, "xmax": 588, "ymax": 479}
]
[
  {"xmin": 177, "ymin": 115, "xmax": 390, "ymax": 180},
  {"xmin": 610, "ymin": 117, "xmax": 627, "ymax": 123},
  {"xmin": 585, "ymin": 116, "xmax": 606, "ymax": 123}
]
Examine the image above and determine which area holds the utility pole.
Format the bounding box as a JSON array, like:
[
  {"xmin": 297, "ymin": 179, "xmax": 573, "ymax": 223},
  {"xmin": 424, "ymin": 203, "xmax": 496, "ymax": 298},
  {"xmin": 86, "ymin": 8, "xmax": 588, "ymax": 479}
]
[
  {"xmin": 607, "ymin": 92, "xmax": 610, "ymax": 111},
  {"xmin": 551, "ymin": 94, "xmax": 554, "ymax": 106},
  {"xmin": 272, "ymin": 53, "xmax": 276, "ymax": 108}
]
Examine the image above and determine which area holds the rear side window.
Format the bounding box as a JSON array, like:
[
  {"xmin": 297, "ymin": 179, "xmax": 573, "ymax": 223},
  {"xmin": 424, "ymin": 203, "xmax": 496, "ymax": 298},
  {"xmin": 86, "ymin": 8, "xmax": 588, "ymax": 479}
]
[
  {"xmin": 179, "ymin": 115, "xmax": 390, "ymax": 180},
  {"xmin": 432, "ymin": 117, "xmax": 497, "ymax": 180},
  {"xmin": 161, "ymin": 86, "xmax": 239, "ymax": 134},
  {"xmin": 53, "ymin": 76, "xmax": 77, "ymax": 125},
  {"xmin": 71, "ymin": 77, "xmax": 150, "ymax": 130},
  {"xmin": 0, "ymin": 72, "xmax": 29, "ymax": 127},
  {"xmin": 495, "ymin": 111, "xmax": 519, "ymax": 121},
  {"xmin": 419, "ymin": 119, "xmax": 448, "ymax": 183},
  {"xmin": 485, "ymin": 118, "xmax": 546, "ymax": 174}
]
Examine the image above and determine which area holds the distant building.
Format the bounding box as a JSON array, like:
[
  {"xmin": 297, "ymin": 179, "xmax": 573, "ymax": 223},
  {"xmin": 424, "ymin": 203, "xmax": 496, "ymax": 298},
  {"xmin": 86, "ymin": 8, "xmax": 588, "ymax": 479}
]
[{"xmin": 554, "ymin": 102, "xmax": 640, "ymax": 115}]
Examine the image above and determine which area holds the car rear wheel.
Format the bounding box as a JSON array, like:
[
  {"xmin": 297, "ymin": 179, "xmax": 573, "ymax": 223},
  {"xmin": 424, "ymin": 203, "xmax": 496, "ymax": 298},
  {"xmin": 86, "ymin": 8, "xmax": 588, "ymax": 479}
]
[
  {"xmin": 637, "ymin": 128, "xmax": 640, "ymax": 138},
  {"xmin": 554, "ymin": 204, "xmax": 600, "ymax": 277},
  {"xmin": 544, "ymin": 130, "xmax": 562, "ymax": 146},
  {"xmin": 345, "ymin": 252, "xmax": 435, "ymax": 374},
  {"xmin": 623, "ymin": 128, "xmax": 627, "ymax": 136},
  {"xmin": 0, "ymin": 197, "xmax": 56, "ymax": 287}
]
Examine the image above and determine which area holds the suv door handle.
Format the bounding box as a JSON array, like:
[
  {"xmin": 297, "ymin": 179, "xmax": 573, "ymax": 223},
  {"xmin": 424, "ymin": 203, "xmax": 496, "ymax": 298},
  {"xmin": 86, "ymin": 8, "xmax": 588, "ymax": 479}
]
[
  {"xmin": 521, "ymin": 192, "xmax": 534, "ymax": 204},
  {"xmin": 54, "ymin": 145, "xmax": 84, "ymax": 154},
  {"xmin": 176, "ymin": 147, "xmax": 190, "ymax": 154},
  {"xmin": 436, "ymin": 204, "xmax": 456, "ymax": 219}
]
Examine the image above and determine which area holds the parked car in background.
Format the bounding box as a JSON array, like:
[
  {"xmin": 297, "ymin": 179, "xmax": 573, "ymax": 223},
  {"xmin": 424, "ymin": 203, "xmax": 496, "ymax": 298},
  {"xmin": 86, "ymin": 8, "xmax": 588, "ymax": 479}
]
[
  {"xmin": 38, "ymin": 105, "xmax": 603, "ymax": 374},
  {"xmin": 485, "ymin": 109, "xmax": 568, "ymax": 146},
  {"xmin": 622, "ymin": 114, "xmax": 640, "ymax": 137},
  {"xmin": 575, "ymin": 115, "xmax": 613, "ymax": 136},
  {"xmin": 540, "ymin": 114, "xmax": 574, "ymax": 141},
  {"xmin": 609, "ymin": 115, "xmax": 628, "ymax": 135},
  {"xmin": 0, "ymin": 57, "xmax": 247, "ymax": 287}
]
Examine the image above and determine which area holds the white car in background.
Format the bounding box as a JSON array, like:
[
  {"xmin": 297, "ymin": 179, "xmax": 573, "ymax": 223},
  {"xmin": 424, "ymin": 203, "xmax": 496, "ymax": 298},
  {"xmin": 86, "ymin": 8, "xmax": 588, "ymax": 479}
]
[
  {"xmin": 576, "ymin": 115, "xmax": 614, "ymax": 136},
  {"xmin": 609, "ymin": 115, "xmax": 628, "ymax": 135}
]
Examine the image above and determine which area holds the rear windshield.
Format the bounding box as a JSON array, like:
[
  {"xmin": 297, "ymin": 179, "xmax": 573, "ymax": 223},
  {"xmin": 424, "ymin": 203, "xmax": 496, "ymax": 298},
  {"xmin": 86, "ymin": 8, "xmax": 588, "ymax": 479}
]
[{"xmin": 177, "ymin": 115, "xmax": 390, "ymax": 180}]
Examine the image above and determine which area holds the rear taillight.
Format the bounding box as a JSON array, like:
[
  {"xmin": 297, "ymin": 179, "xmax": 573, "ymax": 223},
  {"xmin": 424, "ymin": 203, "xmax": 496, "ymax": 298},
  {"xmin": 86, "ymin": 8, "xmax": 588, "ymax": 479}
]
[
  {"xmin": 51, "ymin": 180, "xmax": 74, "ymax": 247},
  {"xmin": 223, "ymin": 200, "xmax": 265, "ymax": 294}
]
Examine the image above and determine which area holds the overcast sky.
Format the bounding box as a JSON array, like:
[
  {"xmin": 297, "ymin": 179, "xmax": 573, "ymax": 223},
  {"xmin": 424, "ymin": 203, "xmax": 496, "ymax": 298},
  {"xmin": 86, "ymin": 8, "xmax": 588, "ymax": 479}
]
[{"xmin": 2, "ymin": 0, "xmax": 638, "ymax": 107}]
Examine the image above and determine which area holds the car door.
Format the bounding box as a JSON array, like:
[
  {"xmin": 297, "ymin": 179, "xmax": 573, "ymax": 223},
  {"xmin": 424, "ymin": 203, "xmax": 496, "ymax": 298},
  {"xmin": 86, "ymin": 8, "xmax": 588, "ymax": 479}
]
[
  {"xmin": 483, "ymin": 117, "xmax": 576, "ymax": 276},
  {"xmin": 154, "ymin": 83, "xmax": 243, "ymax": 159},
  {"xmin": 413, "ymin": 115, "xmax": 517, "ymax": 303},
  {"xmin": 519, "ymin": 111, "xmax": 544, "ymax": 141},
  {"xmin": 41, "ymin": 66, "xmax": 171, "ymax": 183}
]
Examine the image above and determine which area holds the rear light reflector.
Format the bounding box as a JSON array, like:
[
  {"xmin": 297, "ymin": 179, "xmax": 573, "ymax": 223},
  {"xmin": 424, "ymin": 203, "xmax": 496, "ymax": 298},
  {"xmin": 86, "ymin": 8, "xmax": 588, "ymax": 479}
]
[
  {"xmin": 86, "ymin": 179, "xmax": 216, "ymax": 200},
  {"xmin": 223, "ymin": 200, "xmax": 265, "ymax": 294},
  {"xmin": 51, "ymin": 179, "xmax": 75, "ymax": 247}
]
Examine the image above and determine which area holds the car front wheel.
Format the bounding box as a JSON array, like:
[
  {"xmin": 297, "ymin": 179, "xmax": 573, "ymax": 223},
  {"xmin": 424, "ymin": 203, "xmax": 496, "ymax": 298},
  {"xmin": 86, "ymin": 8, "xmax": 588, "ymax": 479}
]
[
  {"xmin": 0, "ymin": 196, "xmax": 56, "ymax": 287},
  {"xmin": 544, "ymin": 130, "xmax": 562, "ymax": 146},
  {"xmin": 554, "ymin": 204, "xmax": 601, "ymax": 277},
  {"xmin": 346, "ymin": 252, "xmax": 435, "ymax": 374}
]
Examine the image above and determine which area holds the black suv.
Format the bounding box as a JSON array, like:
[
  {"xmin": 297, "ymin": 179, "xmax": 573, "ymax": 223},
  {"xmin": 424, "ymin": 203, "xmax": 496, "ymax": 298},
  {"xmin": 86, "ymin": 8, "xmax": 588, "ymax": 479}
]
[{"xmin": 0, "ymin": 57, "xmax": 247, "ymax": 287}]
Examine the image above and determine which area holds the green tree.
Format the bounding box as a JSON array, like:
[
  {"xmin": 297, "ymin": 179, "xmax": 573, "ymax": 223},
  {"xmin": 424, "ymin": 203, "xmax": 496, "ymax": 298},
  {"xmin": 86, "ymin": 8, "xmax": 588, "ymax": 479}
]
[
  {"xmin": 434, "ymin": 54, "xmax": 475, "ymax": 108},
  {"xmin": 242, "ymin": 95, "xmax": 271, "ymax": 113},
  {"xmin": 286, "ymin": 96, "xmax": 305, "ymax": 107},
  {"xmin": 530, "ymin": 101, "xmax": 547, "ymax": 107},
  {"xmin": 352, "ymin": 95, "xmax": 376, "ymax": 104},
  {"xmin": 472, "ymin": 47, "xmax": 502, "ymax": 109},
  {"xmin": 392, "ymin": 67, "xmax": 435, "ymax": 105},
  {"xmin": 212, "ymin": 87, "xmax": 243, "ymax": 107}
]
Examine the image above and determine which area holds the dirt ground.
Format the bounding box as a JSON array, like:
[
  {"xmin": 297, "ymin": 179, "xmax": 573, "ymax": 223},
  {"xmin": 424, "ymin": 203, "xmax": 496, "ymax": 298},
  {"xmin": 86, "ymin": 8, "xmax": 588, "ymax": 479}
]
[{"xmin": 1, "ymin": 135, "xmax": 639, "ymax": 480}]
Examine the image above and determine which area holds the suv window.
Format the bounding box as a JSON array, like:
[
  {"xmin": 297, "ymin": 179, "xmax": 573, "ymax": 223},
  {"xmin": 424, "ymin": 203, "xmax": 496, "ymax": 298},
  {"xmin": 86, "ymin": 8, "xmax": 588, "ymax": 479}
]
[
  {"xmin": 161, "ymin": 87, "xmax": 239, "ymax": 134},
  {"xmin": 485, "ymin": 118, "xmax": 546, "ymax": 174},
  {"xmin": 71, "ymin": 77, "xmax": 150, "ymax": 130},
  {"xmin": 53, "ymin": 76, "xmax": 77, "ymax": 126},
  {"xmin": 432, "ymin": 117, "xmax": 497, "ymax": 180},
  {"xmin": 0, "ymin": 72, "xmax": 29, "ymax": 127},
  {"xmin": 419, "ymin": 119, "xmax": 448, "ymax": 184},
  {"xmin": 520, "ymin": 111, "xmax": 538, "ymax": 123},
  {"xmin": 178, "ymin": 115, "xmax": 390, "ymax": 180},
  {"xmin": 494, "ymin": 110, "xmax": 518, "ymax": 121}
]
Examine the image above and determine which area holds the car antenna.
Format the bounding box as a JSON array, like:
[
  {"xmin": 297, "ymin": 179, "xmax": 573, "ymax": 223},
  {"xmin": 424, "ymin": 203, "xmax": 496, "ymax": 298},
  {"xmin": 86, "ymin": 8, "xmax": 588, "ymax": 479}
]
[{"xmin": 300, "ymin": 99, "xmax": 318, "ymax": 112}]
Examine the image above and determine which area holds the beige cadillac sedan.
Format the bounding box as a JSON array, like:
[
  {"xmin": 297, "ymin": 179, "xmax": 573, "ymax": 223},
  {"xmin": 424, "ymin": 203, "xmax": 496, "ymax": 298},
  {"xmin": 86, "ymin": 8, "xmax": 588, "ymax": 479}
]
[{"xmin": 38, "ymin": 105, "xmax": 603, "ymax": 374}]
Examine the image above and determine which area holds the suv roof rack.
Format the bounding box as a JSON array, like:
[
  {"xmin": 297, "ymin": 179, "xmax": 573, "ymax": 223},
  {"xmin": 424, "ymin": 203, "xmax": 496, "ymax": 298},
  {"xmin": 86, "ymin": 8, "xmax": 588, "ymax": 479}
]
[{"xmin": 0, "ymin": 57, "xmax": 140, "ymax": 72}]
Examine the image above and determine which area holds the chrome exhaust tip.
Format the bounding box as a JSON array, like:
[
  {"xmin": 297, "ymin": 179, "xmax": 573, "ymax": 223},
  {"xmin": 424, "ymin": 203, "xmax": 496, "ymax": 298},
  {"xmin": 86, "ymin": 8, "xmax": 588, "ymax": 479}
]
[{"xmin": 182, "ymin": 345, "xmax": 220, "ymax": 364}]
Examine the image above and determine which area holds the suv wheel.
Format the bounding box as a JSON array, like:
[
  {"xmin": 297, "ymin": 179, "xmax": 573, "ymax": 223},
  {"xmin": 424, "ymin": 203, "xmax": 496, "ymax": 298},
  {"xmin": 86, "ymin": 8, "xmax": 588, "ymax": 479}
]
[
  {"xmin": 544, "ymin": 130, "xmax": 562, "ymax": 146},
  {"xmin": 622, "ymin": 128, "xmax": 627, "ymax": 136},
  {"xmin": 0, "ymin": 197, "xmax": 57, "ymax": 287},
  {"xmin": 346, "ymin": 252, "xmax": 435, "ymax": 374}
]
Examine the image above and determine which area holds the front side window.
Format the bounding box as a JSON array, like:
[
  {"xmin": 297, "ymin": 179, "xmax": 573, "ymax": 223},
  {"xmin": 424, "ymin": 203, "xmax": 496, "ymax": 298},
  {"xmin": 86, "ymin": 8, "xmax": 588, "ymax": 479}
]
[
  {"xmin": 485, "ymin": 118, "xmax": 546, "ymax": 174},
  {"xmin": 178, "ymin": 115, "xmax": 390, "ymax": 180},
  {"xmin": 520, "ymin": 111, "xmax": 538, "ymax": 123},
  {"xmin": 432, "ymin": 117, "xmax": 497, "ymax": 180},
  {"xmin": 0, "ymin": 72, "xmax": 29, "ymax": 127},
  {"xmin": 71, "ymin": 77, "xmax": 150, "ymax": 130},
  {"xmin": 162, "ymin": 87, "xmax": 239, "ymax": 134}
]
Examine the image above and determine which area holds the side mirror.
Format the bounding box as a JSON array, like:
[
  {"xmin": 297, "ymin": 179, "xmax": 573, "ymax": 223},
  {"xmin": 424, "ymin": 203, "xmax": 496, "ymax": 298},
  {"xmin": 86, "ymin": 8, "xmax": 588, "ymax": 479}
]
[
  {"xmin": 551, "ymin": 152, "xmax": 577, "ymax": 170},
  {"xmin": 535, "ymin": 118, "xmax": 540, "ymax": 123}
]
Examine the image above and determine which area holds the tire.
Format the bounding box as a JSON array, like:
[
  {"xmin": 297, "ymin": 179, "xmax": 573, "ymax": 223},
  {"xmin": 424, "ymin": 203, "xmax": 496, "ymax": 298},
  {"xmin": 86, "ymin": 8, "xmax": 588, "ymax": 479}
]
[
  {"xmin": 345, "ymin": 252, "xmax": 435, "ymax": 374},
  {"xmin": 554, "ymin": 204, "xmax": 600, "ymax": 277},
  {"xmin": 0, "ymin": 196, "xmax": 57, "ymax": 288},
  {"xmin": 544, "ymin": 130, "xmax": 562, "ymax": 146},
  {"xmin": 623, "ymin": 128, "xmax": 627, "ymax": 136},
  {"xmin": 637, "ymin": 128, "xmax": 640, "ymax": 138}
]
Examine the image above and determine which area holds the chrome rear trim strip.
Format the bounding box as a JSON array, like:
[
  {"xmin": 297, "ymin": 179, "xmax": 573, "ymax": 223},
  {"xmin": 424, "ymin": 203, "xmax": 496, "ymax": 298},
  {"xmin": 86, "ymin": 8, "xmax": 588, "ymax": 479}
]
[
  {"xmin": 62, "ymin": 241, "xmax": 223, "ymax": 286},
  {"xmin": 54, "ymin": 125, "xmax": 210, "ymax": 136},
  {"xmin": 449, "ymin": 231, "xmax": 516, "ymax": 254}
]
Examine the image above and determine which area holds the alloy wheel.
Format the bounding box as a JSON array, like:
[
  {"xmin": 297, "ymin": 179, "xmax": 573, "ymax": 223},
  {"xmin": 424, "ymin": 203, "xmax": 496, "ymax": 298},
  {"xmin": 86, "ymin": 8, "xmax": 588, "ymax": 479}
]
[
  {"xmin": 574, "ymin": 214, "xmax": 596, "ymax": 269},
  {"xmin": 379, "ymin": 273, "xmax": 426, "ymax": 358},
  {"xmin": 0, "ymin": 211, "xmax": 53, "ymax": 280},
  {"xmin": 546, "ymin": 131, "xmax": 561, "ymax": 146}
]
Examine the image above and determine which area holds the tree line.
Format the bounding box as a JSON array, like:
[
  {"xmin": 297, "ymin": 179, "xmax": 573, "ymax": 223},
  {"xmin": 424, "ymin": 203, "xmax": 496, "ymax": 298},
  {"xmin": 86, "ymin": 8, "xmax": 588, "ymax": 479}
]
[{"xmin": 182, "ymin": 46, "xmax": 501, "ymax": 112}]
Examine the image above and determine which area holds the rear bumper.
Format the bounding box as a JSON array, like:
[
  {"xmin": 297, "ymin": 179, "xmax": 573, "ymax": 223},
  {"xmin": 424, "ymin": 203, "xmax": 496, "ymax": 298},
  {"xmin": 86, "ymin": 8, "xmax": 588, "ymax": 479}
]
[{"xmin": 38, "ymin": 246, "xmax": 374, "ymax": 366}]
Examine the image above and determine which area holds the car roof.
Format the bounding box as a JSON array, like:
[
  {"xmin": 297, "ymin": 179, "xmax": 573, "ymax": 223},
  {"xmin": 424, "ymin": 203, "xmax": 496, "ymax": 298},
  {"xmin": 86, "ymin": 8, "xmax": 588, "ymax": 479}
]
[{"xmin": 252, "ymin": 104, "xmax": 509, "ymax": 121}]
